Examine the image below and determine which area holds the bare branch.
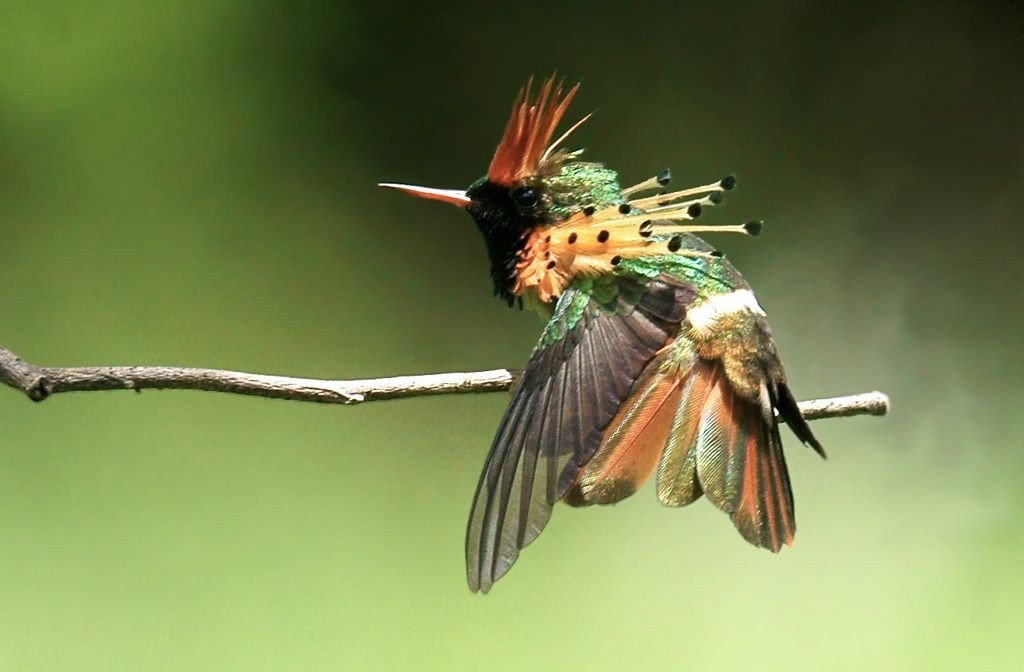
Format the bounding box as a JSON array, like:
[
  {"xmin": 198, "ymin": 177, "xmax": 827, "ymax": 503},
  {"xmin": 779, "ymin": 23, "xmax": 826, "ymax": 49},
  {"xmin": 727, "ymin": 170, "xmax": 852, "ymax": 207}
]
[{"xmin": 0, "ymin": 345, "xmax": 889, "ymax": 420}]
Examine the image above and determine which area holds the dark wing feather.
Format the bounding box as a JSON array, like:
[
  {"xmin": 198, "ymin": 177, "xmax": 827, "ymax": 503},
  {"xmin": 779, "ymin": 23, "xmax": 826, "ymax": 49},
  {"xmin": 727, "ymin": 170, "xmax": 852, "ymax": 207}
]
[
  {"xmin": 466, "ymin": 274, "xmax": 694, "ymax": 592},
  {"xmin": 776, "ymin": 381, "xmax": 826, "ymax": 458}
]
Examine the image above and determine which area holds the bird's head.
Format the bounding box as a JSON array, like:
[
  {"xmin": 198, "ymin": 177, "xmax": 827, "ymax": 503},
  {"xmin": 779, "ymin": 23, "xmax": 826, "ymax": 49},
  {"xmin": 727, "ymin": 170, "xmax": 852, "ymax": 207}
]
[
  {"xmin": 382, "ymin": 76, "xmax": 753, "ymax": 308},
  {"xmin": 381, "ymin": 75, "xmax": 621, "ymax": 304}
]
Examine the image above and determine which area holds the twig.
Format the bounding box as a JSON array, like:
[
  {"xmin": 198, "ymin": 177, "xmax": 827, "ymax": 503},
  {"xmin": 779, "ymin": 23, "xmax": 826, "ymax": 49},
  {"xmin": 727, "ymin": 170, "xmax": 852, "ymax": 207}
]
[{"xmin": 0, "ymin": 345, "xmax": 889, "ymax": 420}]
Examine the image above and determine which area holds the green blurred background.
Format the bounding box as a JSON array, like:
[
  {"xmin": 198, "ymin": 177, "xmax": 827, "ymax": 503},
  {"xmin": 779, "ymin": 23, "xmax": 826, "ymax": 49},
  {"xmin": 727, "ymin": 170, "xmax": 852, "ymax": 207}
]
[{"xmin": 1, "ymin": 1, "xmax": 1021, "ymax": 669}]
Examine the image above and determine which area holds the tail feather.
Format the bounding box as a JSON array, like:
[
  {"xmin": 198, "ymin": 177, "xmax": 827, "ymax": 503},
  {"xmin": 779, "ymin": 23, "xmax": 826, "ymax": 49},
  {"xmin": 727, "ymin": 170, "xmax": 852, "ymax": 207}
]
[
  {"xmin": 727, "ymin": 399, "xmax": 795, "ymax": 551},
  {"xmin": 656, "ymin": 359, "xmax": 797, "ymax": 552},
  {"xmin": 569, "ymin": 351, "xmax": 804, "ymax": 552},
  {"xmin": 575, "ymin": 355, "xmax": 682, "ymax": 504},
  {"xmin": 655, "ymin": 362, "xmax": 707, "ymax": 506}
]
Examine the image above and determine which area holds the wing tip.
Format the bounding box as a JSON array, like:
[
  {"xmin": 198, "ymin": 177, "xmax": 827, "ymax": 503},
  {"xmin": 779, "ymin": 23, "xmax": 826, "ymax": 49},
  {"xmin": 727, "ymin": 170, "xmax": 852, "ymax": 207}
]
[
  {"xmin": 776, "ymin": 382, "xmax": 826, "ymax": 459},
  {"xmin": 467, "ymin": 567, "xmax": 492, "ymax": 594},
  {"xmin": 808, "ymin": 436, "xmax": 827, "ymax": 459},
  {"xmin": 467, "ymin": 542, "xmax": 520, "ymax": 594}
]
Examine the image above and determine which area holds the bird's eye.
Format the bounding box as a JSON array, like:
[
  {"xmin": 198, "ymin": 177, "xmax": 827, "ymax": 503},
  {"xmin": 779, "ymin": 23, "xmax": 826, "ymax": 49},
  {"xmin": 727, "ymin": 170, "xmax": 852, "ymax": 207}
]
[{"xmin": 512, "ymin": 187, "xmax": 539, "ymax": 210}]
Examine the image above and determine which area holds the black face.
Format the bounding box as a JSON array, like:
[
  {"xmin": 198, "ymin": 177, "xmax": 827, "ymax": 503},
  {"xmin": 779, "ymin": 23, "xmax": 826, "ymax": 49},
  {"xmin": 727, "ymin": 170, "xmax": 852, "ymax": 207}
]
[{"xmin": 465, "ymin": 179, "xmax": 548, "ymax": 306}]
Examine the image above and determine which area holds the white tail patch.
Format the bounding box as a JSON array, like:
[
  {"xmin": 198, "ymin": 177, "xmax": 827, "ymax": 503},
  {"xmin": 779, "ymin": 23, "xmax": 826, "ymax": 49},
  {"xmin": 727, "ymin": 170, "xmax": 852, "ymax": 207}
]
[{"xmin": 685, "ymin": 290, "xmax": 766, "ymax": 337}]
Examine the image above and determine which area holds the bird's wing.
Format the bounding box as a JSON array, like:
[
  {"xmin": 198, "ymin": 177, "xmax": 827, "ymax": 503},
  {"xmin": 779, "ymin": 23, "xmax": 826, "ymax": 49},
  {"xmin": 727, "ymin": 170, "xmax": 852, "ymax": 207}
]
[{"xmin": 466, "ymin": 273, "xmax": 696, "ymax": 592}]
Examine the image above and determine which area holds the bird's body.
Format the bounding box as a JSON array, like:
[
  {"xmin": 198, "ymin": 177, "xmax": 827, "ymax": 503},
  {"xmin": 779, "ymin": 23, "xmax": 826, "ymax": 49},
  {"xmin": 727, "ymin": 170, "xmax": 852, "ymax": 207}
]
[{"xmin": 382, "ymin": 75, "xmax": 823, "ymax": 593}]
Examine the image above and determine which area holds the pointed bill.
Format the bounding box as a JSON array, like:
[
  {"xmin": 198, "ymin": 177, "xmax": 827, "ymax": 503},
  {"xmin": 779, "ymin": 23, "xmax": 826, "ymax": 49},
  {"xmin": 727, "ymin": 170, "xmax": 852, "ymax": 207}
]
[{"xmin": 378, "ymin": 182, "xmax": 471, "ymax": 207}]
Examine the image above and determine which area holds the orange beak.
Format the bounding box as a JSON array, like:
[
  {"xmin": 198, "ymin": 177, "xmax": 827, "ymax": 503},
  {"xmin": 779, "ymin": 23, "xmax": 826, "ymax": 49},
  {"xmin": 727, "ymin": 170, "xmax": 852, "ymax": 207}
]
[{"xmin": 378, "ymin": 182, "xmax": 471, "ymax": 207}]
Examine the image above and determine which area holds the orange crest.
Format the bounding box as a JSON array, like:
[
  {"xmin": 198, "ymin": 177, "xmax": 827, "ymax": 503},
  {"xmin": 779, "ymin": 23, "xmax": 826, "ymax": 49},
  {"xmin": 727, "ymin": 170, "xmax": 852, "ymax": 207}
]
[{"xmin": 486, "ymin": 75, "xmax": 586, "ymax": 187}]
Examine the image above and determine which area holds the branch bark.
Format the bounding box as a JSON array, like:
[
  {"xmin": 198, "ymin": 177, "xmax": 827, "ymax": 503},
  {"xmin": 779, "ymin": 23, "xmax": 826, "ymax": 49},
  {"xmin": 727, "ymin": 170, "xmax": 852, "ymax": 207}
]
[{"xmin": 0, "ymin": 346, "xmax": 889, "ymax": 421}]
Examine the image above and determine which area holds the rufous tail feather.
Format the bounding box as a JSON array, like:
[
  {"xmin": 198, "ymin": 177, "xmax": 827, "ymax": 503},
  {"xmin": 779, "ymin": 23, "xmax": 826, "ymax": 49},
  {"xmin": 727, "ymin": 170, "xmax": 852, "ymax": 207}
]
[
  {"xmin": 569, "ymin": 354, "xmax": 798, "ymax": 552},
  {"xmin": 572, "ymin": 352, "xmax": 683, "ymax": 505},
  {"xmin": 656, "ymin": 359, "xmax": 796, "ymax": 551}
]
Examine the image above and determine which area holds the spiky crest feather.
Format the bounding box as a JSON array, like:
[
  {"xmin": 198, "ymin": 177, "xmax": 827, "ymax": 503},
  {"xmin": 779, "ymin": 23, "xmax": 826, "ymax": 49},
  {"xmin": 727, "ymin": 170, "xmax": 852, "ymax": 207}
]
[{"xmin": 487, "ymin": 75, "xmax": 583, "ymax": 187}]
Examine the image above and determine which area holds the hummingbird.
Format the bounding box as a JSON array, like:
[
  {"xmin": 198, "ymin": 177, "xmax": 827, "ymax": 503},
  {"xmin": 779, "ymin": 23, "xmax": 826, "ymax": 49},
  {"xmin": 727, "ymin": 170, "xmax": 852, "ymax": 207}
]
[{"xmin": 381, "ymin": 75, "xmax": 824, "ymax": 593}]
